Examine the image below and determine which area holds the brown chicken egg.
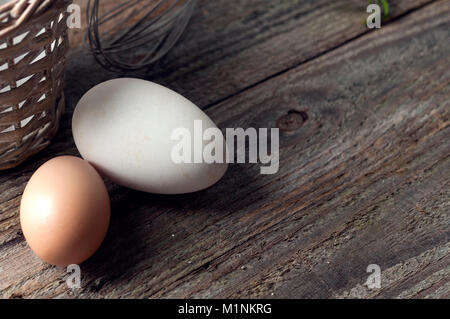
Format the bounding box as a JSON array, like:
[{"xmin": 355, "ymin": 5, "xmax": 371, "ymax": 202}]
[{"xmin": 20, "ymin": 156, "xmax": 110, "ymax": 266}]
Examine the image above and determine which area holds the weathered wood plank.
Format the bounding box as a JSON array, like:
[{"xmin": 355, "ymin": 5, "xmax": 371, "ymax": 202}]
[
  {"xmin": 0, "ymin": 0, "xmax": 449, "ymax": 298},
  {"xmin": 67, "ymin": 0, "xmax": 436, "ymax": 108},
  {"xmin": 141, "ymin": 1, "xmax": 450, "ymax": 298}
]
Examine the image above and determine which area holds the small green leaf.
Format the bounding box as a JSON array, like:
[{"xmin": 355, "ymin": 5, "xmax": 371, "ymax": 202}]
[{"xmin": 380, "ymin": 0, "xmax": 390, "ymax": 17}]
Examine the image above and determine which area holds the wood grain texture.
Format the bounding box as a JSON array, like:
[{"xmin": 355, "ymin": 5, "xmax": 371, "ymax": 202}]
[
  {"xmin": 0, "ymin": 0, "xmax": 449, "ymax": 298},
  {"xmin": 67, "ymin": 0, "xmax": 436, "ymax": 108}
]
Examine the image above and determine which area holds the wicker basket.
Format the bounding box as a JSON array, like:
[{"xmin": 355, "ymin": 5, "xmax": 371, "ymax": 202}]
[{"xmin": 0, "ymin": 0, "xmax": 70, "ymax": 170}]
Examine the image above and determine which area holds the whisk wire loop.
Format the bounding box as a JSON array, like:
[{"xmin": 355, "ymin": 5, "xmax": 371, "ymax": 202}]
[{"xmin": 87, "ymin": 0, "xmax": 197, "ymax": 72}]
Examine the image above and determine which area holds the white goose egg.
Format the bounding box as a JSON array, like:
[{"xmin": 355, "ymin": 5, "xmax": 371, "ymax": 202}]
[{"xmin": 72, "ymin": 78, "xmax": 228, "ymax": 194}]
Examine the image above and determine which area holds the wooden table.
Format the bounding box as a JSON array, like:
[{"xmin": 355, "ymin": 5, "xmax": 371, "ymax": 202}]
[{"xmin": 0, "ymin": 0, "xmax": 449, "ymax": 298}]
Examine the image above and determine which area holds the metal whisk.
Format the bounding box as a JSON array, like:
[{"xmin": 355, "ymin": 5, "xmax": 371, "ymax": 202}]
[{"xmin": 87, "ymin": 0, "xmax": 197, "ymax": 72}]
